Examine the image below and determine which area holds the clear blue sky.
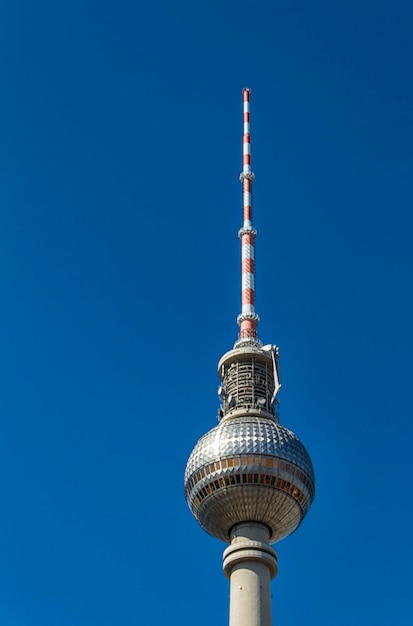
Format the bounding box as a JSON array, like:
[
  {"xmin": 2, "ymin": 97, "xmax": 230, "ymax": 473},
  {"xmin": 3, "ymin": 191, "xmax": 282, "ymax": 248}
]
[{"xmin": 0, "ymin": 1, "xmax": 412, "ymax": 624}]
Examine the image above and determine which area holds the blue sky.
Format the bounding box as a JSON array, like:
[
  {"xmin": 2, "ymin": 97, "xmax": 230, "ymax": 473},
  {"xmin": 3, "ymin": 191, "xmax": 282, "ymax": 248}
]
[{"xmin": 0, "ymin": 1, "xmax": 412, "ymax": 624}]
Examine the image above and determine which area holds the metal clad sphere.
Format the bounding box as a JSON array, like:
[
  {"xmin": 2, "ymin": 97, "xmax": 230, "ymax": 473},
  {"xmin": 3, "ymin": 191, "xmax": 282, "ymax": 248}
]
[{"xmin": 184, "ymin": 416, "xmax": 315, "ymax": 543}]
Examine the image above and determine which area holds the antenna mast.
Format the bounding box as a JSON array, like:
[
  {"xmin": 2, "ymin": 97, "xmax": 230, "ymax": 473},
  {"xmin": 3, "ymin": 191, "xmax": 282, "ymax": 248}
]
[{"xmin": 236, "ymin": 88, "xmax": 260, "ymax": 346}]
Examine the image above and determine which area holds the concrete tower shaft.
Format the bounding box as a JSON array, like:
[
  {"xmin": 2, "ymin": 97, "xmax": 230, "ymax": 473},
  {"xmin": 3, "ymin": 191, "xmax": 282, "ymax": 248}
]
[{"xmin": 224, "ymin": 523, "xmax": 278, "ymax": 626}]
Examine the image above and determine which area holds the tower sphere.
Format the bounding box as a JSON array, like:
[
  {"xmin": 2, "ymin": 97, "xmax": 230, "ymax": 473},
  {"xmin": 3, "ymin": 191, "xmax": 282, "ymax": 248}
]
[{"xmin": 185, "ymin": 412, "xmax": 314, "ymax": 544}]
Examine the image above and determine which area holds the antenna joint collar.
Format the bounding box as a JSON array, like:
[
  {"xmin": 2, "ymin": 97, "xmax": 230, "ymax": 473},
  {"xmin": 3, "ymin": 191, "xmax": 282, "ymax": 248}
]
[
  {"xmin": 240, "ymin": 171, "xmax": 255, "ymax": 182},
  {"xmin": 237, "ymin": 312, "xmax": 260, "ymax": 325},
  {"xmin": 238, "ymin": 226, "xmax": 257, "ymax": 238}
]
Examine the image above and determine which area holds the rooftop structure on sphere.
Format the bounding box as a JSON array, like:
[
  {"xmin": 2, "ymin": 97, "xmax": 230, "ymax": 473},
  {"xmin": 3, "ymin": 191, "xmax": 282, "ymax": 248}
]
[{"xmin": 184, "ymin": 89, "xmax": 315, "ymax": 626}]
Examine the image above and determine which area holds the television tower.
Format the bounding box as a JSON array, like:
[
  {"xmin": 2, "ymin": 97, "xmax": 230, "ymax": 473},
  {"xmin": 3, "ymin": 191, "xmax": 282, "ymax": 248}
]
[{"xmin": 184, "ymin": 90, "xmax": 315, "ymax": 626}]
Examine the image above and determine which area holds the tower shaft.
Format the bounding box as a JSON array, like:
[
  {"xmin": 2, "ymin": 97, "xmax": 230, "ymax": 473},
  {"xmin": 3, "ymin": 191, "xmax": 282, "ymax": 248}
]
[{"xmin": 223, "ymin": 523, "xmax": 278, "ymax": 626}]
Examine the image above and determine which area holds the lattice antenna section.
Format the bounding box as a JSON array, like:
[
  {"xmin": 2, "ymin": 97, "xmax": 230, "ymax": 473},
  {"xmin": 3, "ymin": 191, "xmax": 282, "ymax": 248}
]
[
  {"xmin": 236, "ymin": 88, "xmax": 260, "ymax": 346},
  {"xmin": 219, "ymin": 353, "xmax": 275, "ymax": 417}
]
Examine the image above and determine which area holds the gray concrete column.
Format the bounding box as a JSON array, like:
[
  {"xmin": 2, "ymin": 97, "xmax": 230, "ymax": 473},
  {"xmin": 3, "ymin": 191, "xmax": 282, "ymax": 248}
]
[{"xmin": 223, "ymin": 523, "xmax": 278, "ymax": 626}]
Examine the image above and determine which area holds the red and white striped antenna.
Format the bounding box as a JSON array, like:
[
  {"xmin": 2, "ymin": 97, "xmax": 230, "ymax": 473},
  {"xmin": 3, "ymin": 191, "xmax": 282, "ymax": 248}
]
[{"xmin": 236, "ymin": 88, "xmax": 260, "ymax": 346}]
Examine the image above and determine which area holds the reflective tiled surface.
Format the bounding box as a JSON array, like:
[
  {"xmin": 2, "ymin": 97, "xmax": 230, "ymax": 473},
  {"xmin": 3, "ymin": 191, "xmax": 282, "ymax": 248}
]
[{"xmin": 185, "ymin": 416, "xmax": 315, "ymax": 544}]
